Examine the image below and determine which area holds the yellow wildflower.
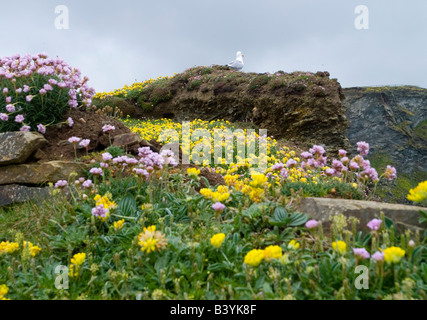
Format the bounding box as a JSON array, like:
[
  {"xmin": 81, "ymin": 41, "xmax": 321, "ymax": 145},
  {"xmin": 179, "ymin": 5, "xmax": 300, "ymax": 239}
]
[
  {"xmin": 138, "ymin": 226, "xmax": 168, "ymax": 253},
  {"xmin": 244, "ymin": 249, "xmax": 265, "ymax": 267},
  {"xmin": 187, "ymin": 167, "xmax": 201, "ymax": 179},
  {"xmin": 250, "ymin": 174, "xmax": 268, "ymax": 188},
  {"xmin": 0, "ymin": 284, "xmax": 10, "ymax": 300},
  {"xmin": 264, "ymin": 245, "xmax": 283, "ymax": 261},
  {"xmin": 113, "ymin": 219, "xmax": 125, "ymax": 230},
  {"xmin": 71, "ymin": 253, "xmax": 86, "ymax": 266},
  {"xmin": 210, "ymin": 233, "xmax": 226, "ymax": 248},
  {"xmin": 332, "ymin": 241, "xmax": 347, "ymax": 254},
  {"xmin": 288, "ymin": 240, "xmax": 300, "ymax": 250},
  {"xmin": 23, "ymin": 242, "xmax": 41, "ymax": 257},
  {"xmin": 383, "ymin": 247, "xmax": 406, "ymax": 264},
  {"xmin": 0, "ymin": 241, "xmax": 19, "ymax": 255},
  {"xmin": 407, "ymin": 181, "xmax": 427, "ymax": 203}
]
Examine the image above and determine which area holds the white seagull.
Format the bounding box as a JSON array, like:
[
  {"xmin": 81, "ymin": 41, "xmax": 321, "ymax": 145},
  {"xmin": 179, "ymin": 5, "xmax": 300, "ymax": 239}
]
[{"xmin": 227, "ymin": 51, "xmax": 244, "ymax": 70}]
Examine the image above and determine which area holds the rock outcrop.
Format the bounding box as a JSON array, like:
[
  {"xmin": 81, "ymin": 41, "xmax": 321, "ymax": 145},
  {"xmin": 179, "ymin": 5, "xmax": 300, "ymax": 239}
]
[
  {"xmin": 98, "ymin": 66, "xmax": 350, "ymax": 154},
  {"xmin": 0, "ymin": 132, "xmax": 47, "ymax": 166},
  {"xmin": 296, "ymin": 197, "xmax": 425, "ymax": 233},
  {"xmin": 0, "ymin": 185, "xmax": 50, "ymax": 207},
  {"xmin": 343, "ymin": 86, "xmax": 427, "ymax": 203},
  {"xmin": 0, "ymin": 161, "xmax": 86, "ymax": 185}
]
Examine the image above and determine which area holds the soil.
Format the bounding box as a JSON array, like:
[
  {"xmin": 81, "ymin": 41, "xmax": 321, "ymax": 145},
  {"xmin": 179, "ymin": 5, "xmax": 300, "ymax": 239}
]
[{"xmin": 34, "ymin": 108, "xmax": 132, "ymax": 162}]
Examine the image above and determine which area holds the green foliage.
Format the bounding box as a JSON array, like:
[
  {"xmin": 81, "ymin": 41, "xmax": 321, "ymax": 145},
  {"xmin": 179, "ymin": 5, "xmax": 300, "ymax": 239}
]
[
  {"xmin": 137, "ymin": 94, "xmax": 154, "ymax": 112},
  {"xmin": 281, "ymin": 180, "xmax": 363, "ymax": 200},
  {"xmin": 0, "ymin": 75, "xmax": 72, "ymax": 132},
  {"xmin": 414, "ymin": 119, "xmax": 427, "ymax": 141},
  {"xmin": 186, "ymin": 79, "xmax": 202, "ymax": 91},
  {"xmin": 248, "ymin": 74, "xmax": 271, "ymax": 91},
  {"xmin": 104, "ymin": 145, "xmax": 126, "ymax": 158}
]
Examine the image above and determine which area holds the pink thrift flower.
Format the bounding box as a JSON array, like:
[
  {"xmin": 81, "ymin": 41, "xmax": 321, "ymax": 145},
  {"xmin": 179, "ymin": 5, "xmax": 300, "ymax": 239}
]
[
  {"xmin": 39, "ymin": 88, "xmax": 47, "ymax": 95},
  {"xmin": 357, "ymin": 141, "xmax": 370, "ymax": 156},
  {"xmin": 0, "ymin": 113, "xmax": 8, "ymax": 121},
  {"xmin": 67, "ymin": 117, "xmax": 74, "ymax": 127},
  {"xmin": 325, "ymin": 168, "xmax": 336, "ymax": 176},
  {"xmin": 372, "ymin": 251, "xmax": 385, "ymax": 262},
  {"xmin": 79, "ymin": 139, "xmax": 90, "ymax": 148},
  {"xmin": 55, "ymin": 180, "xmax": 68, "ymax": 188},
  {"xmin": 82, "ymin": 179, "xmax": 93, "ymax": 188},
  {"xmin": 102, "ymin": 152, "xmax": 113, "ymax": 162},
  {"xmin": 5, "ymin": 96, "xmax": 12, "ymax": 103},
  {"xmin": 91, "ymin": 205, "xmax": 109, "ymax": 218},
  {"xmin": 6, "ymin": 104, "xmax": 15, "ymax": 113},
  {"xmin": 272, "ymin": 163, "xmax": 285, "ymax": 171},
  {"xmin": 15, "ymin": 114, "xmax": 25, "ymax": 123},
  {"xmin": 301, "ymin": 152, "xmax": 313, "ymax": 159},
  {"xmin": 212, "ymin": 202, "xmax": 226, "ymax": 212},
  {"xmin": 367, "ymin": 219, "xmax": 382, "ymax": 231},
  {"xmin": 2, "ymin": 88, "xmax": 8, "ymax": 94},
  {"xmin": 280, "ymin": 168, "xmax": 289, "ymax": 179},
  {"xmin": 37, "ymin": 124, "xmax": 46, "ymax": 134},
  {"xmin": 20, "ymin": 125, "xmax": 31, "ymax": 132},
  {"xmin": 286, "ymin": 159, "xmax": 297, "ymax": 168},
  {"xmin": 26, "ymin": 95, "xmax": 33, "ymax": 102},
  {"xmin": 353, "ymin": 248, "xmax": 370, "ymax": 260},
  {"xmin": 310, "ymin": 145, "xmax": 326, "ymax": 156},
  {"xmin": 90, "ymin": 168, "xmax": 103, "ymax": 176},
  {"xmin": 339, "ymin": 149, "xmax": 348, "ymax": 157},
  {"xmin": 305, "ymin": 220, "xmax": 318, "ymax": 229},
  {"xmin": 384, "ymin": 166, "xmax": 397, "ymax": 181},
  {"xmin": 102, "ymin": 125, "xmax": 115, "ymax": 133},
  {"xmin": 68, "ymin": 136, "xmax": 81, "ymax": 144}
]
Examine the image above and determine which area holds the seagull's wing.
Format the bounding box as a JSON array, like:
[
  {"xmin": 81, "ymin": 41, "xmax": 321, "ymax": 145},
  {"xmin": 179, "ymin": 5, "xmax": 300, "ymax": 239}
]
[{"xmin": 228, "ymin": 60, "xmax": 244, "ymax": 69}]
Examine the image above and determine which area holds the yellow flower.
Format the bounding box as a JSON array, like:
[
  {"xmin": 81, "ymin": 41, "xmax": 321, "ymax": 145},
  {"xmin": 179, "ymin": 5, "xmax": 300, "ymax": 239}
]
[
  {"xmin": 407, "ymin": 181, "xmax": 427, "ymax": 203},
  {"xmin": 187, "ymin": 167, "xmax": 201, "ymax": 178},
  {"xmin": 94, "ymin": 193, "xmax": 117, "ymax": 210},
  {"xmin": 210, "ymin": 233, "xmax": 226, "ymax": 248},
  {"xmin": 264, "ymin": 245, "xmax": 283, "ymax": 261},
  {"xmin": 138, "ymin": 226, "xmax": 168, "ymax": 253},
  {"xmin": 287, "ymin": 240, "xmax": 300, "ymax": 250},
  {"xmin": 68, "ymin": 253, "xmax": 86, "ymax": 278},
  {"xmin": 332, "ymin": 241, "xmax": 347, "ymax": 254},
  {"xmin": 23, "ymin": 241, "xmax": 41, "ymax": 257},
  {"xmin": 383, "ymin": 247, "xmax": 406, "ymax": 264},
  {"xmin": 0, "ymin": 241, "xmax": 19, "ymax": 255},
  {"xmin": 140, "ymin": 238, "xmax": 158, "ymax": 253},
  {"xmin": 113, "ymin": 219, "xmax": 125, "ymax": 230},
  {"xmin": 0, "ymin": 284, "xmax": 10, "ymax": 300},
  {"xmin": 244, "ymin": 249, "xmax": 265, "ymax": 267},
  {"xmin": 250, "ymin": 174, "xmax": 268, "ymax": 188},
  {"xmin": 71, "ymin": 253, "xmax": 86, "ymax": 266}
]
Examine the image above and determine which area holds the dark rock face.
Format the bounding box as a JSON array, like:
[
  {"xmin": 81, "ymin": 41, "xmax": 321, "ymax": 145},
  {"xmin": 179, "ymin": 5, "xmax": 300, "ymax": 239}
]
[
  {"xmin": 0, "ymin": 132, "xmax": 47, "ymax": 166},
  {"xmin": 0, "ymin": 184, "xmax": 50, "ymax": 207},
  {"xmin": 343, "ymin": 86, "xmax": 427, "ymax": 203},
  {"xmin": 111, "ymin": 66, "xmax": 350, "ymax": 154}
]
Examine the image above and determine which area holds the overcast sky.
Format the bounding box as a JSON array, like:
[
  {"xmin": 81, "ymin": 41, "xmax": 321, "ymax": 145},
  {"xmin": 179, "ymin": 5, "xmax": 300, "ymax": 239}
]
[{"xmin": 1, "ymin": 0, "xmax": 426, "ymax": 92}]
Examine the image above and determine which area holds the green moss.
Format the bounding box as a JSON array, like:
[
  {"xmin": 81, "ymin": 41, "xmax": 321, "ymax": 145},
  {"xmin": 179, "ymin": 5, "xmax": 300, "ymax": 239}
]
[
  {"xmin": 414, "ymin": 119, "xmax": 427, "ymax": 140},
  {"xmin": 186, "ymin": 79, "xmax": 203, "ymax": 91},
  {"xmin": 248, "ymin": 74, "xmax": 271, "ymax": 91},
  {"xmin": 376, "ymin": 170, "xmax": 427, "ymax": 204},
  {"xmin": 369, "ymin": 153, "xmax": 394, "ymax": 172}
]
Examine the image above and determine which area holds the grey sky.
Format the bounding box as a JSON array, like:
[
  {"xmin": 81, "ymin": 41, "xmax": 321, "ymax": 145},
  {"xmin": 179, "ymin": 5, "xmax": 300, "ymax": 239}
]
[{"xmin": 1, "ymin": 0, "xmax": 426, "ymax": 92}]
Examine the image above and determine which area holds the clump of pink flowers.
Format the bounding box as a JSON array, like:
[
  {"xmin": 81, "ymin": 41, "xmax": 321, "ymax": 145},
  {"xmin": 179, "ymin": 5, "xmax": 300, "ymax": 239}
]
[{"xmin": 0, "ymin": 53, "xmax": 95, "ymax": 133}]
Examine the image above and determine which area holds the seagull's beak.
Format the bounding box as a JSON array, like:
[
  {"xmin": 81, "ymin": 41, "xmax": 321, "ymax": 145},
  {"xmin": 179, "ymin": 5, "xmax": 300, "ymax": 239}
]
[{"xmin": 242, "ymin": 54, "xmax": 245, "ymax": 57}]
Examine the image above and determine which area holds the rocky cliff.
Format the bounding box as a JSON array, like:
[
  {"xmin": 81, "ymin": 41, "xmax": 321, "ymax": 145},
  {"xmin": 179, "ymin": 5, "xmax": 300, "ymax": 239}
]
[
  {"xmin": 98, "ymin": 66, "xmax": 350, "ymax": 154},
  {"xmin": 343, "ymin": 86, "xmax": 427, "ymax": 203}
]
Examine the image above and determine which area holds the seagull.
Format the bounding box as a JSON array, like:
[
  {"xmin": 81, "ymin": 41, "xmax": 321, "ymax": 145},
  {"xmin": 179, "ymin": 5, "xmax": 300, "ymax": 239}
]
[{"xmin": 227, "ymin": 51, "xmax": 244, "ymax": 70}]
